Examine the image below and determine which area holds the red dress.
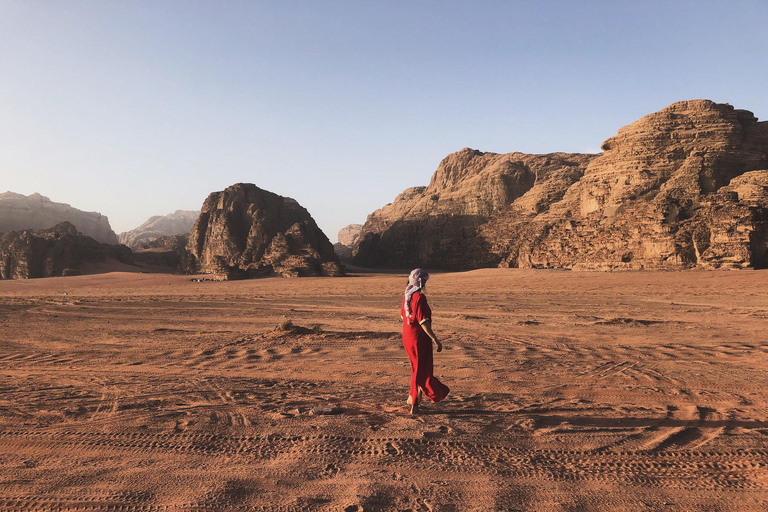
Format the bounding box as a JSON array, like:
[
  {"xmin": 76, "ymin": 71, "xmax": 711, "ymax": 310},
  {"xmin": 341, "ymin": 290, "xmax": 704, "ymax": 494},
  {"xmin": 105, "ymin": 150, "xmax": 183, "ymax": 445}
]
[{"xmin": 401, "ymin": 291, "xmax": 450, "ymax": 405}]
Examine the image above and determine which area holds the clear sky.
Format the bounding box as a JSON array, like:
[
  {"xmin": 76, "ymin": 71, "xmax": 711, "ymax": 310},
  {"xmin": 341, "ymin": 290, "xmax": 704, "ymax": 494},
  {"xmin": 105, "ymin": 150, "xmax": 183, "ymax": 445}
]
[{"xmin": 1, "ymin": 1, "xmax": 767, "ymax": 241}]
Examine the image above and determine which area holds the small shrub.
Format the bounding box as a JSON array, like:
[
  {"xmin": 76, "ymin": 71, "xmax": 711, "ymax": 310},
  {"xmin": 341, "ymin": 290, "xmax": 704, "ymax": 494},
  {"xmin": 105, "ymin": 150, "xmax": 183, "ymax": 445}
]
[{"xmin": 276, "ymin": 318, "xmax": 294, "ymax": 331}]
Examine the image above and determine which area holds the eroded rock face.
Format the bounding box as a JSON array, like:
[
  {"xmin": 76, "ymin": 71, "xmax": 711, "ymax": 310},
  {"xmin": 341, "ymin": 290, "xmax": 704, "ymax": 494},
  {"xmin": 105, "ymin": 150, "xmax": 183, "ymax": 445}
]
[
  {"xmin": 483, "ymin": 100, "xmax": 768, "ymax": 270},
  {"xmin": 131, "ymin": 234, "xmax": 191, "ymax": 271},
  {"xmin": 354, "ymin": 100, "xmax": 768, "ymax": 270},
  {"xmin": 0, "ymin": 192, "xmax": 118, "ymax": 244},
  {"xmin": 333, "ymin": 243, "xmax": 352, "ymax": 262},
  {"xmin": 338, "ymin": 224, "xmax": 362, "ymax": 246},
  {"xmin": 0, "ymin": 222, "xmax": 133, "ymax": 279},
  {"xmin": 187, "ymin": 184, "xmax": 343, "ymax": 278},
  {"xmin": 334, "ymin": 224, "xmax": 362, "ymax": 262},
  {"xmin": 119, "ymin": 210, "xmax": 199, "ymax": 249},
  {"xmin": 353, "ymin": 149, "xmax": 596, "ymax": 269}
]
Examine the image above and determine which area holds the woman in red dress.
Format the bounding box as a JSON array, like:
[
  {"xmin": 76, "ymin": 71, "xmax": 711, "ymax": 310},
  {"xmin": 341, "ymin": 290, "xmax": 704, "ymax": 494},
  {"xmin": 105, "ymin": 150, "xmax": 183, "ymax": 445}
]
[{"xmin": 400, "ymin": 268, "xmax": 450, "ymax": 414}]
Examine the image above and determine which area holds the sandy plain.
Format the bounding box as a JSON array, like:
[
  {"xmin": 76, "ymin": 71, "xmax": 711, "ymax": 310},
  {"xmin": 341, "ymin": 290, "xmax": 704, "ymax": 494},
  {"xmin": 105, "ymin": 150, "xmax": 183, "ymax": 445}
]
[{"xmin": 1, "ymin": 269, "xmax": 768, "ymax": 511}]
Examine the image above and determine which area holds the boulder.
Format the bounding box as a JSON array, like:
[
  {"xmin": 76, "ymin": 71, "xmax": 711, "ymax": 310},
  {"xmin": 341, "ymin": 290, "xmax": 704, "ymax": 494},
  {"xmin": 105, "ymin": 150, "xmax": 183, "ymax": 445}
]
[
  {"xmin": 0, "ymin": 192, "xmax": 118, "ymax": 244},
  {"xmin": 186, "ymin": 183, "xmax": 343, "ymax": 278},
  {"xmin": 0, "ymin": 222, "xmax": 133, "ymax": 279}
]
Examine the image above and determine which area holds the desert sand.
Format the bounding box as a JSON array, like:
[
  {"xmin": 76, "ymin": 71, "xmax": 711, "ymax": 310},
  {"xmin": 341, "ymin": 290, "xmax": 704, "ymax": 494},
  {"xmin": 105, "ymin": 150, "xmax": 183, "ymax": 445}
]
[{"xmin": 1, "ymin": 269, "xmax": 768, "ymax": 511}]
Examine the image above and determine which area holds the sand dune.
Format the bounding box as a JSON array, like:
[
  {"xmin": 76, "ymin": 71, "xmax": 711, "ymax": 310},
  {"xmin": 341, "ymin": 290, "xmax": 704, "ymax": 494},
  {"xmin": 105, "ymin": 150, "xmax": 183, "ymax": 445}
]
[{"xmin": 1, "ymin": 269, "xmax": 768, "ymax": 510}]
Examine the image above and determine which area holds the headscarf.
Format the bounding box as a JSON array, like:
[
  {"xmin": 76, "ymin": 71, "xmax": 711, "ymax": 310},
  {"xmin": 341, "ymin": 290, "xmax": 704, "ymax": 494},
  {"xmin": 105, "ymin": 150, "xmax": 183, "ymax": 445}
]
[{"xmin": 404, "ymin": 268, "xmax": 430, "ymax": 319}]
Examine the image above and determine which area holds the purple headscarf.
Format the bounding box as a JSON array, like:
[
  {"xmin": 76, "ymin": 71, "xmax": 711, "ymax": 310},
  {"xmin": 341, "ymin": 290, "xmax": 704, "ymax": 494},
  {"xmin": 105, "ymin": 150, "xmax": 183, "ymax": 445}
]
[{"xmin": 404, "ymin": 268, "xmax": 430, "ymax": 319}]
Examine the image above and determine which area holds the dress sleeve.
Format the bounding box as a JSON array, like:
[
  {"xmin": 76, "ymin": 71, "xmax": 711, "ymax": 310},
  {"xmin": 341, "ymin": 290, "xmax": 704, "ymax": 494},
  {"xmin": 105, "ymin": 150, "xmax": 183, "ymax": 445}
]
[{"xmin": 414, "ymin": 295, "xmax": 432, "ymax": 325}]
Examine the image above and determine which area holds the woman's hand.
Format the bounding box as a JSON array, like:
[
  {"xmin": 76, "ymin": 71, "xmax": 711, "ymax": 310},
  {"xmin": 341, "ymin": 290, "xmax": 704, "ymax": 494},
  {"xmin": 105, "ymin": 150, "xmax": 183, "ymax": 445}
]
[{"xmin": 420, "ymin": 321, "xmax": 443, "ymax": 352}]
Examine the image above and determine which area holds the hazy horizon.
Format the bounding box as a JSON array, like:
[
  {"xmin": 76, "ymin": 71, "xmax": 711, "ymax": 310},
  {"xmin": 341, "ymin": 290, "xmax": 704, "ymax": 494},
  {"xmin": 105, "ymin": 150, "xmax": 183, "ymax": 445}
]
[{"xmin": 2, "ymin": 1, "xmax": 767, "ymax": 240}]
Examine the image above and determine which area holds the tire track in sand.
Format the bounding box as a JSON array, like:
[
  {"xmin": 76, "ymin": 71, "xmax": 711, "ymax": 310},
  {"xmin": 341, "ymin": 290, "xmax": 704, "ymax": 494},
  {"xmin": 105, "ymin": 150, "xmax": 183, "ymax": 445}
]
[{"xmin": 1, "ymin": 430, "xmax": 767, "ymax": 490}]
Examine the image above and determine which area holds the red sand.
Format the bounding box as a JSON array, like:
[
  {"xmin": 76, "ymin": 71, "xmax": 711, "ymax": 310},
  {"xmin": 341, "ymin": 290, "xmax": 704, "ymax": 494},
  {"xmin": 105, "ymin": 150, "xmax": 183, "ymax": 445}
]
[{"xmin": 1, "ymin": 269, "xmax": 768, "ymax": 511}]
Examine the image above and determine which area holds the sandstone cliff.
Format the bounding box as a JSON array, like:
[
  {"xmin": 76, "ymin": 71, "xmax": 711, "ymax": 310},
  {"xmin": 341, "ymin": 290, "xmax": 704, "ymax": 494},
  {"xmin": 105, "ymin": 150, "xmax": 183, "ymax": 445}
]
[
  {"xmin": 0, "ymin": 192, "xmax": 118, "ymax": 244},
  {"xmin": 119, "ymin": 210, "xmax": 199, "ymax": 249},
  {"xmin": 354, "ymin": 100, "xmax": 768, "ymax": 270},
  {"xmin": 338, "ymin": 224, "xmax": 362, "ymax": 246},
  {"xmin": 0, "ymin": 222, "xmax": 133, "ymax": 279},
  {"xmin": 483, "ymin": 100, "xmax": 768, "ymax": 270},
  {"xmin": 334, "ymin": 224, "xmax": 362, "ymax": 262},
  {"xmin": 187, "ymin": 183, "xmax": 343, "ymax": 278},
  {"xmin": 353, "ymin": 150, "xmax": 596, "ymax": 269}
]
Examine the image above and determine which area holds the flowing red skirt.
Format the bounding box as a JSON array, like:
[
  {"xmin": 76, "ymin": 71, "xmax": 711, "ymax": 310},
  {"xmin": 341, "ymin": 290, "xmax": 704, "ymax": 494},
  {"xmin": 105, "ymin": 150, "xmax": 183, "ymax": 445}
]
[{"xmin": 403, "ymin": 332, "xmax": 450, "ymax": 405}]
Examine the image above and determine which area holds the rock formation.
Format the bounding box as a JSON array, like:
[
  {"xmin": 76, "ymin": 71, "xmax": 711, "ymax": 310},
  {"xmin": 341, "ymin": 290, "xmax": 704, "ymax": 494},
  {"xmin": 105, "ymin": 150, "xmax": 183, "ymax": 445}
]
[
  {"xmin": 131, "ymin": 234, "xmax": 191, "ymax": 271},
  {"xmin": 483, "ymin": 100, "xmax": 768, "ymax": 270},
  {"xmin": 119, "ymin": 210, "xmax": 199, "ymax": 249},
  {"xmin": 334, "ymin": 224, "xmax": 362, "ymax": 262},
  {"xmin": 338, "ymin": 224, "xmax": 362, "ymax": 246},
  {"xmin": 354, "ymin": 100, "xmax": 768, "ymax": 270},
  {"xmin": 187, "ymin": 183, "xmax": 343, "ymax": 278},
  {"xmin": 0, "ymin": 192, "xmax": 118, "ymax": 244},
  {"xmin": 0, "ymin": 222, "xmax": 133, "ymax": 279},
  {"xmin": 353, "ymin": 150, "xmax": 596, "ymax": 269}
]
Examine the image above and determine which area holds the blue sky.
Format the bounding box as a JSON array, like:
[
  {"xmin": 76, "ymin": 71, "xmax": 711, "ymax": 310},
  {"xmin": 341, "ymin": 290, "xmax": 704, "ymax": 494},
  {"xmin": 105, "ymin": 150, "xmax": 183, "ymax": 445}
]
[{"xmin": 1, "ymin": 1, "xmax": 767, "ymax": 240}]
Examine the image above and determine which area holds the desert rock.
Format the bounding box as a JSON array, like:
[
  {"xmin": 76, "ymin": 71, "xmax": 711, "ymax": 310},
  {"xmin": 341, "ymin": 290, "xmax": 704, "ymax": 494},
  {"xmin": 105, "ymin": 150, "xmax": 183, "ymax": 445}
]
[
  {"xmin": 353, "ymin": 149, "xmax": 596, "ymax": 269},
  {"xmin": 354, "ymin": 100, "xmax": 768, "ymax": 270},
  {"xmin": 334, "ymin": 224, "xmax": 362, "ymax": 262},
  {"xmin": 131, "ymin": 234, "xmax": 191, "ymax": 271},
  {"xmin": 0, "ymin": 192, "xmax": 118, "ymax": 244},
  {"xmin": 0, "ymin": 222, "xmax": 133, "ymax": 279},
  {"xmin": 337, "ymin": 224, "xmax": 362, "ymax": 246},
  {"xmin": 333, "ymin": 242, "xmax": 352, "ymax": 262},
  {"xmin": 187, "ymin": 183, "xmax": 343, "ymax": 278},
  {"xmin": 118, "ymin": 210, "xmax": 199, "ymax": 249},
  {"xmin": 483, "ymin": 100, "xmax": 768, "ymax": 270}
]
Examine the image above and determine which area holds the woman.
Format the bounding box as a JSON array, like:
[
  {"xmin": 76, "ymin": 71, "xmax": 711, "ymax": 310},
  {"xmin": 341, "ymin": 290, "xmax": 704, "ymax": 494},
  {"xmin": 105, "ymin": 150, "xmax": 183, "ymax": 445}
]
[{"xmin": 400, "ymin": 268, "xmax": 450, "ymax": 414}]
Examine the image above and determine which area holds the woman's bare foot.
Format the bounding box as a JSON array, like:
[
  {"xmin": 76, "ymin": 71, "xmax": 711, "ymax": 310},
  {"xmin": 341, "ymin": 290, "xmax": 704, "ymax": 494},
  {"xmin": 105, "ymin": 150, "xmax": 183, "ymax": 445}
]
[
  {"xmin": 407, "ymin": 389, "xmax": 424, "ymax": 407},
  {"xmin": 409, "ymin": 402, "xmax": 419, "ymax": 415}
]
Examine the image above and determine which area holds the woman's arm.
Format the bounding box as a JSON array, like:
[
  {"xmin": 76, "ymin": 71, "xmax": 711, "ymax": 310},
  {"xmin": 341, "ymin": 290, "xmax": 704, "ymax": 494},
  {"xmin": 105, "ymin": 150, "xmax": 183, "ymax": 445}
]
[{"xmin": 420, "ymin": 321, "xmax": 443, "ymax": 352}]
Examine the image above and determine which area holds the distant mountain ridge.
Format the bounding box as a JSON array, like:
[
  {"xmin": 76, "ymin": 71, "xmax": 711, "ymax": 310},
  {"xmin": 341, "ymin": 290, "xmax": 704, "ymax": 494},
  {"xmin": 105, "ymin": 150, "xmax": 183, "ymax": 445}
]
[
  {"xmin": 118, "ymin": 210, "xmax": 199, "ymax": 249},
  {"xmin": 0, "ymin": 192, "xmax": 118, "ymax": 244}
]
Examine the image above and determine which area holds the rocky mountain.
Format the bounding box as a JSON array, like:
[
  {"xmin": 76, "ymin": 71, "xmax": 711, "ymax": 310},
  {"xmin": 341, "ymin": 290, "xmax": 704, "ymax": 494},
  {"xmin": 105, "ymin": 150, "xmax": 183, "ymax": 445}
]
[
  {"xmin": 482, "ymin": 100, "xmax": 768, "ymax": 270},
  {"xmin": 131, "ymin": 234, "xmax": 191, "ymax": 270},
  {"xmin": 333, "ymin": 224, "xmax": 362, "ymax": 262},
  {"xmin": 187, "ymin": 183, "xmax": 343, "ymax": 278},
  {"xmin": 0, "ymin": 222, "xmax": 133, "ymax": 279},
  {"xmin": 338, "ymin": 224, "xmax": 362, "ymax": 246},
  {"xmin": 353, "ymin": 150, "xmax": 596, "ymax": 269},
  {"xmin": 353, "ymin": 100, "xmax": 768, "ymax": 270},
  {"xmin": 0, "ymin": 192, "xmax": 118, "ymax": 244},
  {"xmin": 118, "ymin": 210, "xmax": 199, "ymax": 249}
]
